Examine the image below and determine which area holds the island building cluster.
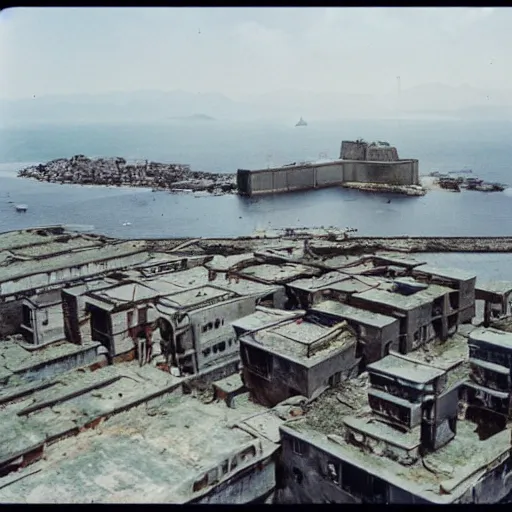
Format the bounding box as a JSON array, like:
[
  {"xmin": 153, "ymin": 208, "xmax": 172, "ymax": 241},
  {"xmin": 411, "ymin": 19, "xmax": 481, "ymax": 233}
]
[{"xmin": 0, "ymin": 226, "xmax": 512, "ymax": 503}]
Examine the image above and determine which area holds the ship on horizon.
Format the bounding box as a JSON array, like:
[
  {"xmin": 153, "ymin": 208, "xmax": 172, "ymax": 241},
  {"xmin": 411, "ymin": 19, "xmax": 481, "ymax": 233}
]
[{"xmin": 295, "ymin": 117, "xmax": 307, "ymax": 127}]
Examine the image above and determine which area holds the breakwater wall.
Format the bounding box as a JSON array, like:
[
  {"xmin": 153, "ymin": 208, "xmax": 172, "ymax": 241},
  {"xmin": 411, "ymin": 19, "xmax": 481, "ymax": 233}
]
[{"xmin": 237, "ymin": 159, "xmax": 419, "ymax": 196}]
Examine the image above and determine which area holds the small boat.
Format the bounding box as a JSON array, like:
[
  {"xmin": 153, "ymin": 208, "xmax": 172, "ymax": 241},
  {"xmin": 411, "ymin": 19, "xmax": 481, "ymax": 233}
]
[
  {"xmin": 295, "ymin": 117, "xmax": 307, "ymax": 127},
  {"xmin": 15, "ymin": 204, "xmax": 28, "ymax": 212}
]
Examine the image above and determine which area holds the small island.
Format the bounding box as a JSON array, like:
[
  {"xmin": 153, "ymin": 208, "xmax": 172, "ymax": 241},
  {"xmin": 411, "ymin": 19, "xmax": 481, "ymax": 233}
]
[{"xmin": 17, "ymin": 155, "xmax": 237, "ymax": 195}]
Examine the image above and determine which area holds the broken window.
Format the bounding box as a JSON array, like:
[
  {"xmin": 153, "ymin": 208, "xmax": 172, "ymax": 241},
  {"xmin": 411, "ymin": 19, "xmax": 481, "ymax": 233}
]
[
  {"xmin": 239, "ymin": 445, "xmax": 256, "ymax": 463},
  {"xmin": 138, "ymin": 307, "xmax": 147, "ymax": 325},
  {"xmin": 292, "ymin": 438, "xmax": 306, "ymax": 456},
  {"xmin": 327, "ymin": 461, "xmax": 340, "ymax": 485},
  {"xmin": 292, "ymin": 467, "xmax": 304, "ymax": 485},
  {"xmin": 193, "ymin": 473, "xmax": 208, "ymax": 493},
  {"xmin": 22, "ymin": 305, "xmax": 32, "ymax": 328},
  {"xmin": 246, "ymin": 346, "xmax": 272, "ymax": 379}
]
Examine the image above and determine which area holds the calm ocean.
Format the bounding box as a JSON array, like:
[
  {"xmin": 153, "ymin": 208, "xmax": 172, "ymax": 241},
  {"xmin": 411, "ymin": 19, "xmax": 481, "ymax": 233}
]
[{"xmin": 1, "ymin": 118, "xmax": 512, "ymax": 279}]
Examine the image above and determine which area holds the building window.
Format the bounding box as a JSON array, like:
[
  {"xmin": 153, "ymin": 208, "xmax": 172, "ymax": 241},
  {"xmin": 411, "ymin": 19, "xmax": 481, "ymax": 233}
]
[
  {"xmin": 292, "ymin": 467, "xmax": 304, "ymax": 485},
  {"xmin": 218, "ymin": 341, "xmax": 226, "ymax": 352},
  {"xmin": 292, "ymin": 438, "xmax": 306, "ymax": 456},
  {"xmin": 202, "ymin": 325, "xmax": 208, "ymax": 333},
  {"xmin": 193, "ymin": 474, "xmax": 208, "ymax": 493},
  {"xmin": 327, "ymin": 461, "xmax": 341, "ymax": 485},
  {"xmin": 221, "ymin": 460, "xmax": 229, "ymax": 475},
  {"xmin": 208, "ymin": 322, "xmax": 213, "ymax": 330},
  {"xmin": 22, "ymin": 305, "xmax": 32, "ymax": 328},
  {"xmin": 245, "ymin": 346, "xmax": 272, "ymax": 379},
  {"xmin": 215, "ymin": 319, "xmax": 221, "ymax": 329},
  {"xmin": 202, "ymin": 348, "xmax": 211, "ymax": 358},
  {"xmin": 138, "ymin": 308, "xmax": 147, "ymax": 325}
]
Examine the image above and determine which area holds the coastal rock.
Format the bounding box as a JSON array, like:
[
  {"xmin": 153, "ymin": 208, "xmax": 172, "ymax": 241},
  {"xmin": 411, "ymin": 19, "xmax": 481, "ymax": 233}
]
[{"xmin": 17, "ymin": 156, "xmax": 237, "ymax": 196}]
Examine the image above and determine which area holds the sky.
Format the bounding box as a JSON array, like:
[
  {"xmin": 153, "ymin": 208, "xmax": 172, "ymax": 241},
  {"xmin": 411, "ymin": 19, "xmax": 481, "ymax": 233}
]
[{"xmin": 0, "ymin": 7, "xmax": 510, "ymax": 101}]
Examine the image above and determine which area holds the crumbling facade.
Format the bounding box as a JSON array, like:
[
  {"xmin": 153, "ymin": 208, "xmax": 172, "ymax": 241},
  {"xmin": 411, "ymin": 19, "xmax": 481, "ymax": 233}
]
[{"xmin": 1, "ymin": 227, "xmax": 512, "ymax": 504}]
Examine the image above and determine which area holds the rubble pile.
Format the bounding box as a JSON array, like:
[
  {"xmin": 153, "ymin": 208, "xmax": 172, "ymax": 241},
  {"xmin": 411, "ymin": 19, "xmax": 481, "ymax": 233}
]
[{"xmin": 17, "ymin": 155, "xmax": 237, "ymax": 195}]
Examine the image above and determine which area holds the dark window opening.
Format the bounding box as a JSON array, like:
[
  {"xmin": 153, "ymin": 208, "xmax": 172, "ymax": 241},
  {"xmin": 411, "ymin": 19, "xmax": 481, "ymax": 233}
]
[
  {"xmin": 327, "ymin": 461, "xmax": 340, "ymax": 485},
  {"xmin": 203, "ymin": 348, "xmax": 211, "ymax": 358},
  {"xmin": 193, "ymin": 474, "xmax": 208, "ymax": 493},
  {"xmin": 215, "ymin": 319, "xmax": 221, "ymax": 329},
  {"xmin": 230, "ymin": 456, "xmax": 238, "ymax": 471},
  {"xmin": 138, "ymin": 307, "xmax": 147, "ymax": 325},
  {"xmin": 41, "ymin": 311, "xmax": 49, "ymax": 326},
  {"xmin": 221, "ymin": 319, "xmax": 225, "ymax": 325},
  {"xmin": 292, "ymin": 438, "xmax": 306, "ymax": 455},
  {"xmin": 218, "ymin": 341, "xmax": 226, "ymax": 352},
  {"xmin": 22, "ymin": 305, "xmax": 32, "ymax": 328},
  {"xmin": 449, "ymin": 291, "xmax": 459, "ymax": 310},
  {"xmin": 221, "ymin": 460, "xmax": 229, "ymax": 475},
  {"xmin": 207, "ymin": 322, "xmax": 213, "ymax": 330},
  {"xmin": 127, "ymin": 310, "xmax": 134, "ymax": 327},
  {"xmin": 245, "ymin": 346, "xmax": 272, "ymax": 379},
  {"xmin": 202, "ymin": 325, "xmax": 208, "ymax": 333},
  {"xmin": 292, "ymin": 467, "xmax": 303, "ymax": 485}
]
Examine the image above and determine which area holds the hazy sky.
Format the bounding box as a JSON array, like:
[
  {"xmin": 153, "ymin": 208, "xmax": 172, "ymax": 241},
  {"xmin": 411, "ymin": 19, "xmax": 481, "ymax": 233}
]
[{"xmin": 0, "ymin": 7, "xmax": 510, "ymax": 100}]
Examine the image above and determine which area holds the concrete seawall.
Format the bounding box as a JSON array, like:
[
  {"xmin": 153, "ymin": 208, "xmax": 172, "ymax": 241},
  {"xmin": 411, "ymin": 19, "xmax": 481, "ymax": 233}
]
[{"xmin": 237, "ymin": 159, "xmax": 419, "ymax": 196}]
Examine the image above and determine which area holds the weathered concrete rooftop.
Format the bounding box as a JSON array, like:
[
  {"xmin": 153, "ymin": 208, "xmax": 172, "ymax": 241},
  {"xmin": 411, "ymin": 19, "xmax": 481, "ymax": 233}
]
[
  {"xmin": 468, "ymin": 326, "xmax": 512, "ymax": 350},
  {"xmin": 159, "ymin": 286, "xmax": 236, "ymax": 310},
  {"xmin": 286, "ymin": 272, "xmax": 347, "ymax": 293},
  {"xmin": 0, "ymin": 394, "xmax": 271, "ymax": 503},
  {"xmin": 413, "ymin": 264, "xmax": 477, "ymax": 282},
  {"xmin": 367, "ymin": 353, "xmax": 445, "ymax": 385},
  {"xmin": 311, "ymin": 300, "xmax": 398, "ymax": 328},
  {"xmin": 237, "ymin": 263, "xmax": 321, "ymax": 284},
  {"xmin": 232, "ymin": 307, "xmax": 304, "ymax": 334},
  {"xmin": 245, "ymin": 319, "xmax": 356, "ymax": 364},
  {"xmin": 0, "ymin": 241, "xmax": 148, "ymax": 284},
  {"xmin": 88, "ymin": 282, "xmax": 160, "ymax": 307}
]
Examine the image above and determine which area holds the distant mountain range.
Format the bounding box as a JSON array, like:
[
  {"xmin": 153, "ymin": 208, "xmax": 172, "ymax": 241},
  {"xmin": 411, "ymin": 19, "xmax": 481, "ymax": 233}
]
[{"xmin": 1, "ymin": 84, "xmax": 511, "ymax": 126}]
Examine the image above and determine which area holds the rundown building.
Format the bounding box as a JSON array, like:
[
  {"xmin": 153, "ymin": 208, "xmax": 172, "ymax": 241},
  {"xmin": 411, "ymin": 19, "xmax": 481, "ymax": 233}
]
[
  {"xmin": 349, "ymin": 280, "xmax": 459, "ymax": 354},
  {"xmin": 412, "ymin": 265, "xmax": 476, "ymax": 324},
  {"xmin": 277, "ymin": 349, "xmax": 511, "ymax": 504},
  {"xmin": 309, "ymin": 300, "xmax": 400, "ymax": 365},
  {"xmin": 285, "ymin": 272, "xmax": 350, "ymax": 309},
  {"xmin": 0, "ymin": 227, "xmax": 150, "ymax": 338},
  {"xmin": 475, "ymin": 281, "xmax": 512, "ymax": 327},
  {"xmin": 462, "ymin": 328, "xmax": 512, "ymax": 434},
  {"xmin": 235, "ymin": 263, "xmax": 321, "ymax": 286},
  {"xmin": 20, "ymin": 290, "xmax": 66, "ymax": 346},
  {"xmin": 239, "ymin": 315, "xmax": 359, "ymax": 407}
]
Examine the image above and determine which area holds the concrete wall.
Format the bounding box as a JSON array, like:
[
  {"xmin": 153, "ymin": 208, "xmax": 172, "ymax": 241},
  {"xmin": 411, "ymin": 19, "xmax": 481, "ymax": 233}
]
[
  {"xmin": 238, "ymin": 160, "xmax": 419, "ymax": 197},
  {"xmin": 191, "ymin": 297, "xmax": 257, "ymax": 371},
  {"xmin": 0, "ymin": 299, "xmax": 23, "ymax": 337},
  {"xmin": 340, "ymin": 141, "xmax": 399, "ymax": 162}
]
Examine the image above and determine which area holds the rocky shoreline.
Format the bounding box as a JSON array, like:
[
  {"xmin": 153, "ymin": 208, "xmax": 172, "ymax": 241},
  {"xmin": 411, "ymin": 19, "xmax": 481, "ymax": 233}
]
[{"xmin": 17, "ymin": 155, "xmax": 237, "ymax": 195}]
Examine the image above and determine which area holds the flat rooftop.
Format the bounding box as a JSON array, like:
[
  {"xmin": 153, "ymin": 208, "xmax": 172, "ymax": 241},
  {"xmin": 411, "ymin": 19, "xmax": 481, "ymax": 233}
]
[
  {"xmin": 204, "ymin": 253, "xmax": 256, "ymax": 272},
  {"xmin": 7, "ymin": 237, "xmax": 103, "ymax": 259},
  {"xmin": 413, "ymin": 264, "xmax": 476, "ymax": 282},
  {"xmin": 475, "ymin": 280, "xmax": 512, "ymax": 296},
  {"xmin": 286, "ymin": 272, "xmax": 347, "ymax": 293},
  {"xmin": 211, "ymin": 274, "xmax": 282, "ymax": 298},
  {"xmin": 0, "ymin": 394, "xmax": 268, "ymax": 504},
  {"xmin": 159, "ymin": 286, "xmax": 237, "ymax": 310},
  {"xmin": 237, "ymin": 263, "xmax": 320, "ymax": 284},
  {"xmin": 0, "ymin": 241, "xmax": 148, "ymax": 284},
  {"xmin": 327, "ymin": 276, "xmax": 381, "ymax": 295},
  {"xmin": 244, "ymin": 319, "xmax": 356, "ymax": 364},
  {"xmin": 153, "ymin": 266, "xmax": 210, "ymax": 289},
  {"xmin": 367, "ymin": 353, "xmax": 445, "ymax": 385},
  {"xmin": 372, "ymin": 252, "xmax": 426, "ymax": 268},
  {"xmin": 311, "ymin": 300, "xmax": 398, "ymax": 329},
  {"xmin": 0, "ymin": 227, "xmax": 79, "ymax": 252},
  {"xmin": 353, "ymin": 283, "xmax": 450, "ymax": 311},
  {"xmin": 468, "ymin": 327, "xmax": 512, "ymax": 350},
  {"xmin": 232, "ymin": 307, "xmax": 303, "ymax": 333},
  {"xmin": 88, "ymin": 282, "xmax": 160, "ymax": 306}
]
